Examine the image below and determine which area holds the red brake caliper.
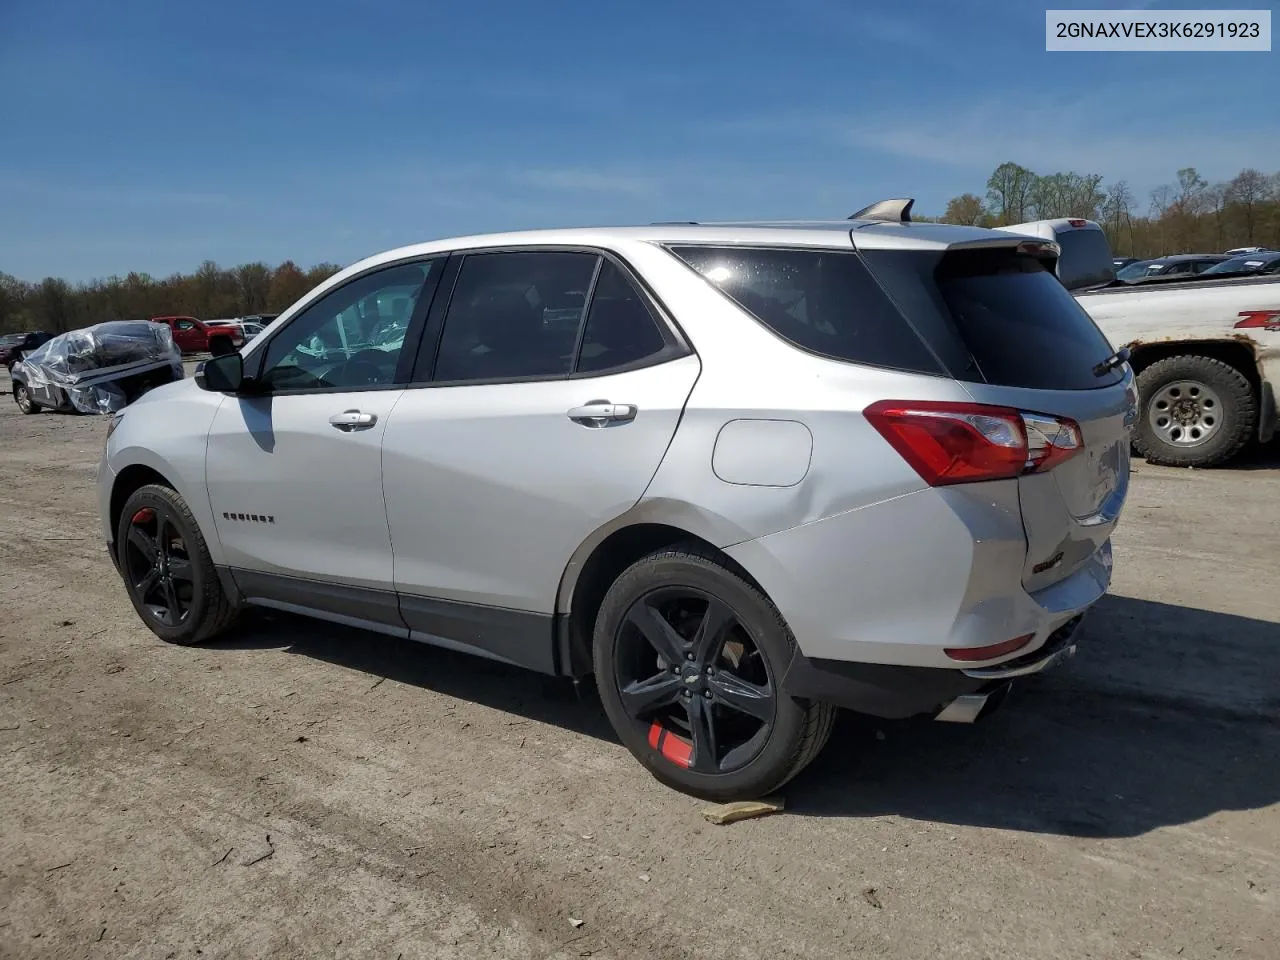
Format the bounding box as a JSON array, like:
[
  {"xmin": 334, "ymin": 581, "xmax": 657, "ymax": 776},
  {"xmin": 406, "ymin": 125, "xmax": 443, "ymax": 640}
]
[
  {"xmin": 648, "ymin": 722, "xmax": 693, "ymax": 769},
  {"xmin": 131, "ymin": 508, "xmax": 155, "ymax": 524}
]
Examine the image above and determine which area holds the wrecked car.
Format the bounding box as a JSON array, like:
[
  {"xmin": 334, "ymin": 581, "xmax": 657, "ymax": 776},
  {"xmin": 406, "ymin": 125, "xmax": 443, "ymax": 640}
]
[{"xmin": 11, "ymin": 320, "xmax": 184, "ymax": 415}]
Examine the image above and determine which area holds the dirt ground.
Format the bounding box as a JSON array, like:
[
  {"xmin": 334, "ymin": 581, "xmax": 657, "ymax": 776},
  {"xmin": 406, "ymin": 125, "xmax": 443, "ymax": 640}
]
[{"xmin": 1, "ymin": 366, "xmax": 1277, "ymax": 960}]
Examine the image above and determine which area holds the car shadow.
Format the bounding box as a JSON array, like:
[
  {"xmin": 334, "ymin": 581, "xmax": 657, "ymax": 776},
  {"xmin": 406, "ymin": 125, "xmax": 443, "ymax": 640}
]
[
  {"xmin": 212, "ymin": 593, "xmax": 1279, "ymax": 838},
  {"xmin": 787, "ymin": 593, "xmax": 1280, "ymax": 837},
  {"xmin": 221, "ymin": 609, "xmax": 616, "ymax": 742}
]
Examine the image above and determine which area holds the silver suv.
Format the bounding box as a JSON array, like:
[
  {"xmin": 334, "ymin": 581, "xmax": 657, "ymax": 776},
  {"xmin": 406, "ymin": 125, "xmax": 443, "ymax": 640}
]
[{"xmin": 99, "ymin": 203, "xmax": 1134, "ymax": 799}]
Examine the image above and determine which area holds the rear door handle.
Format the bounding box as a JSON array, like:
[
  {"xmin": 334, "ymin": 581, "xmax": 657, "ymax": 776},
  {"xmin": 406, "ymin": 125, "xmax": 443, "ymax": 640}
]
[
  {"xmin": 329, "ymin": 409, "xmax": 378, "ymax": 432},
  {"xmin": 567, "ymin": 400, "xmax": 637, "ymax": 426}
]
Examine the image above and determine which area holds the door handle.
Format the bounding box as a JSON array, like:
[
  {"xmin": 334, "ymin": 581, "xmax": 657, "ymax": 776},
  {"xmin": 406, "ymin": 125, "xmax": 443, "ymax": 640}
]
[
  {"xmin": 329, "ymin": 409, "xmax": 378, "ymax": 432},
  {"xmin": 567, "ymin": 400, "xmax": 637, "ymax": 426}
]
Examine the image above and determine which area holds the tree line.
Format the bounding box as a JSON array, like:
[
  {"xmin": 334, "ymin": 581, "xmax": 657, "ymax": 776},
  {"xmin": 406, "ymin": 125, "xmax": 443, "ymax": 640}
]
[
  {"xmin": 5, "ymin": 163, "xmax": 1280, "ymax": 336},
  {"xmin": 0, "ymin": 260, "xmax": 344, "ymax": 336},
  {"xmin": 940, "ymin": 162, "xmax": 1280, "ymax": 258}
]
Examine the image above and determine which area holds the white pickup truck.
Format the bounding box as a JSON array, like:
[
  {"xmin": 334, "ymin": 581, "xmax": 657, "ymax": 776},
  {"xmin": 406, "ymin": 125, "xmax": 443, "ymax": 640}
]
[{"xmin": 1008, "ymin": 218, "xmax": 1280, "ymax": 468}]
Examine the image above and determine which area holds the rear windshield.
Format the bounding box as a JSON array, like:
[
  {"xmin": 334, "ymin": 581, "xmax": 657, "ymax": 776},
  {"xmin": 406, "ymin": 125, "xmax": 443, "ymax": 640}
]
[
  {"xmin": 668, "ymin": 246, "xmax": 944, "ymax": 375},
  {"xmin": 934, "ymin": 249, "xmax": 1123, "ymax": 390},
  {"xmin": 1054, "ymin": 228, "xmax": 1115, "ymax": 291}
]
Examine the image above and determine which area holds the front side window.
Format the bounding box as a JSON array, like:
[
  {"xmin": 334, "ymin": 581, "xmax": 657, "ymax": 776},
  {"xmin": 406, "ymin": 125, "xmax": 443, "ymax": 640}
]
[
  {"xmin": 176, "ymin": 320, "xmax": 194, "ymax": 330},
  {"xmin": 258, "ymin": 261, "xmax": 433, "ymax": 391},
  {"xmin": 432, "ymin": 251, "xmax": 599, "ymax": 382}
]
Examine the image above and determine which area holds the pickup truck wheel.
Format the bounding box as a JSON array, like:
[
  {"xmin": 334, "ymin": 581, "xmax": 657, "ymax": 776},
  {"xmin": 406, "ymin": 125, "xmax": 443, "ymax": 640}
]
[
  {"xmin": 1133, "ymin": 356, "xmax": 1256, "ymax": 467},
  {"xmin": 14, "ymin": 383, "xmax": 41, "ymax": 414}
]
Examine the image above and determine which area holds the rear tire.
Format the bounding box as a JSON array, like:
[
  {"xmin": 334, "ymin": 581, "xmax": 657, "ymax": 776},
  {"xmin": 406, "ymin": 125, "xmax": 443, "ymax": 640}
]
[
  {"xmin": 116, "ymin": 484, "xmax": 239, "ymax": 645},
  {"xmin": 14, "ymin": 383, "xmax": 40, "ymax": 414},
  {"xmin": 1132, "ymin": 355, "xmax": 1256, "ymax": 467},
  {"xmin": 593, "ymin": 545, "xmax": 835, "ymax": 801}
]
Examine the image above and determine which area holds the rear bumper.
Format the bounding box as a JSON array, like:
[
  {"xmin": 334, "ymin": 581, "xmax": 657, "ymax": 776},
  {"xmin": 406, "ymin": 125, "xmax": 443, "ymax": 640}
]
[{"xmin": 782, "ymin": 615, "xmax": 1083, "ymax": 719}]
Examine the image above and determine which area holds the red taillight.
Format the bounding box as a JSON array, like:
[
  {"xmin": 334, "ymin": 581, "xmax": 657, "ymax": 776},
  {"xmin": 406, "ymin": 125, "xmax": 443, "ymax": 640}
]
[
  {"xmin": 1022, "ymin": 412, "xmax": 1083, "ymax": 473},
  {"xmin": 945, "ymin": 633, "xmax": 1034, "ymax": 662},
  {"xmin": 1068, "ymin": 219, "xmax": 1088, "ymax": 228},
  {"xmin": 864, "ymin": 400, "xmax": 1082, "ymax": 486}
]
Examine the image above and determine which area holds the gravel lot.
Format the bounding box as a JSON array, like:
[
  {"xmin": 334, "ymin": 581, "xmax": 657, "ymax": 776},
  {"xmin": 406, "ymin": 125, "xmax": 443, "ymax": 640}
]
[{"xmin": 1, "ymin": 366, "xmax": 1277, "ymax": 960}]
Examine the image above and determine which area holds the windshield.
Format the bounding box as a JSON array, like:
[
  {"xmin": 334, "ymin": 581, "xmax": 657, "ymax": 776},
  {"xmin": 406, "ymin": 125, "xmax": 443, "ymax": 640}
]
[
  {"xmin": 934, "ymin": 249, "xmax": 1123, "ymax": 390},
  {"xmin": 1204, "ymin": 254, "xmax": 1278, "ymax": 274},
  {"xmin": 1117, "ymin": 260, "xmax": 1157, "ymax": 282},
  {"xmin": 0, "ymin": 334, "xmax": 22, "ymax": 346},
  {"xmin": 1055, "ymin": 228, "xmax": 1115, "ymax": 290}
]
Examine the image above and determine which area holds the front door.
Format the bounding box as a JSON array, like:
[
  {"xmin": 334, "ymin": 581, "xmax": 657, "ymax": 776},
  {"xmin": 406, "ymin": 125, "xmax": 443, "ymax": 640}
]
[
  {"xmin": 204, "ymin": 259, "xmax": 442, "ymax": 613},
  {"xmin": 380, "ymin": 250, "xmax": 699, "ymax": 667}
]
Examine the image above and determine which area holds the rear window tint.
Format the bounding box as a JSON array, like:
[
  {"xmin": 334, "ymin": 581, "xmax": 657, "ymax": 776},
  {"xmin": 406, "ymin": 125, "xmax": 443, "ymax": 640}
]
[
  {"xmin": 669, "ymin": 246, "xmax": 943, "ymax": 375},
  {"xmin": 1054, "ymin": 228, "xmax": 1115, "ymax": 291},
  {"xmin": 935, "ymin": 250, "xmax": 1123, "ymax": 390}
]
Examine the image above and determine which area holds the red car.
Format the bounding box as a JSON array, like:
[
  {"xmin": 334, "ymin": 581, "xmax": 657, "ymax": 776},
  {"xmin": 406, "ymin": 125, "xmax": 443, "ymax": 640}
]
[{"xmin": 149, "ymin": 316, "xmax": 242, "ymax": 354}]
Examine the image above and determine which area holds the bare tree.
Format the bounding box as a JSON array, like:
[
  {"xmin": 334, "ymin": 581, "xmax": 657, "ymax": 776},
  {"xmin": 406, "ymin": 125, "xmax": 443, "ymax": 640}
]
[
  {"xmin": 1102, "ymin": 180, "xmax": 1135, "ymax": 251},
  {"xmin": 985, "ymin": 162, "xmax": 1035, "ymax": 225},
  {"xmin": 1149, "ymin": 185, "xmax": 1173, "ymax": 254},
  {"xmin": 1225, "ymin": 169, "xmax": 1272, "ymax": 244}
]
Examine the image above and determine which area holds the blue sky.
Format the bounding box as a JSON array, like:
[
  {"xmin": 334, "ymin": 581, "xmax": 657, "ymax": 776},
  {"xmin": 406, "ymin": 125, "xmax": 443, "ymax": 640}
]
[{"xmin": 1, "ymin": 0, "xmax": 1275, "ymax": 282}]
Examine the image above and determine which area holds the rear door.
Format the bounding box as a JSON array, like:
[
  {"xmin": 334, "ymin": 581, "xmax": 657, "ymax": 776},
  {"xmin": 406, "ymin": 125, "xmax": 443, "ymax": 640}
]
[
  {"xmin": 380, "ymin": 249, "xmax": 698, "ymax": 668},
  {"xmin": 925, "ymin": 248, "xmax": 1132, "ymax": 592}
]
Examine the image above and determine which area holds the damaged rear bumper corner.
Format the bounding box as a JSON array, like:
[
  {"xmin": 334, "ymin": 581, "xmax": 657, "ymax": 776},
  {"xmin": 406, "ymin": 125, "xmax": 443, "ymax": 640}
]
[{"xmin": 781, "ymin": 615, "xmax": 1084, "ymax": 722}]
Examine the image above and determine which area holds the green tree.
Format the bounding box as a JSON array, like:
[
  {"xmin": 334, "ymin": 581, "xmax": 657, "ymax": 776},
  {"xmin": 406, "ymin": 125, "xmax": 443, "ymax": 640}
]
[{"xmin": 942, "ymin": 193, "xmax": 989, "ymax": 226}]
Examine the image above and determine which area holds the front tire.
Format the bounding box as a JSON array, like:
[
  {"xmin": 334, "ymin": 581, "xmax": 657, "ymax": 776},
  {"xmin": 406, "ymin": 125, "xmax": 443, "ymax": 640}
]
[
  {"xmin": 593, "ymin": 545, "xmax": 835, "ymax": 801},
  {"xmin": 14, "ymin": 383, "xmax": 40, "ymax": 414},
  {"xmin": 116, "ymin": 484, "xmax": 238, "ymax": 645},
  {"xmin": 1132, "ymin": 355, "xmax": 1256, "ymax": 467}
]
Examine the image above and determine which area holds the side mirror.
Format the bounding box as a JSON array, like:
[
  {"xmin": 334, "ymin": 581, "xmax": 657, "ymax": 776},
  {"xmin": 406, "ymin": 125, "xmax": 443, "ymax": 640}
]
[{"xmin": 195, "ymin": 352, "xmax": 244, "ymax": 393}]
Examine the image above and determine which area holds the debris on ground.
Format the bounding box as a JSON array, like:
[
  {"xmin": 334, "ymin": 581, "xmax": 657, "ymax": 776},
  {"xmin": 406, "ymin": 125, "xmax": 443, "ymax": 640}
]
[
  {"xmin": 862, "ymin": 887, "xmax": 882, "ymax": 909},
  {"xmin": 700, "ymin": 798, "xmax": 785, "ymax": 825},
  {"xmin": 569, "ymin": 917, "xmax": 585, "ymax": 928},
  {"xmin": 241, "ymin": 835, "xmax": 275, "ymax": 866}
]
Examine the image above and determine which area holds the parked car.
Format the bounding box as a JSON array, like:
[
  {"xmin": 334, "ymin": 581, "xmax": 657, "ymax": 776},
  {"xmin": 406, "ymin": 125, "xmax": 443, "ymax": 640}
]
[
  {"xmin": 0, "ymin": 330, "xmax": 53, "ymax": 371},
  {"xmin": 237, "ymin": 320, "xmax": 266, "ymax": 341},
  {"xmin": 100, "ymin": 207, "xmax": 1132, "ymax": 799},
  {"xmin": 1201, "ymin": 251, "xmax": 1280, "ymax": 276},
  {"xmin": 205, "ymin": 318, "xmax": 265, "ymax": 344},
  {"xmin": 149, "ymin": 315, "xmax": 242, "ymax": 354},
  {"xmin": 12, "ymin": 321, "xmax": 184, "ymax": 414},
  {"xmin": 1223, "ymin": 246, "xmax": 1273, "ymax": 256},
  {"xmin": 1116, "ymin": 254, "xmax": 1230, "ymax": 282},
  {"xmin": 999, "ymin": 217, "xmax": 1115, "ymax": 290}
]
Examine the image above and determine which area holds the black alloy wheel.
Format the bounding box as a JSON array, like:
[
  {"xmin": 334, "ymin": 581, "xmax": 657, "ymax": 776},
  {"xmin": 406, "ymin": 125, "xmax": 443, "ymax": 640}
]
[
  {"xmin": 593, "ymin": 546, "xmax": 835, "ymax": 800},
  {"xmin": 615, "ymin": 586, "xmax": 777, "ymax": 774},
  {"xmin": 122, "ymin": 505, "xmax": 195, "ymax": 628}
]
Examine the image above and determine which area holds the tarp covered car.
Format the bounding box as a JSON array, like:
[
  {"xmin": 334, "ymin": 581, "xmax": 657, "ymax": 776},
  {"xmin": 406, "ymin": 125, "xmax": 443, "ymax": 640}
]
[{"xmin": 11, "ymin": 321, "xmax": 184, "ymax": 414}]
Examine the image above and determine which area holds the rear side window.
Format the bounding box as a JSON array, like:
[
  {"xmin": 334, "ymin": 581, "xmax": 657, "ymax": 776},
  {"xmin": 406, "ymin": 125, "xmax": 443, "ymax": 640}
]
[
  {"xmin": 433, "ymin": 251, "xmax": 599, "ymax": 382},
  {"xmin": 669, "ymin": 246, "xmax": 944, "ymax": 375},
  {"xmin": 935, "ymin": 250, "xmax": 1123, "ymax": 390},
  {"xmin": 1054, "ymin": 228, "xmax": 1115, "ymax": 291},
  {"xmin": 576, "ymin": 260, "xmax": 669, "ymax": 374}
]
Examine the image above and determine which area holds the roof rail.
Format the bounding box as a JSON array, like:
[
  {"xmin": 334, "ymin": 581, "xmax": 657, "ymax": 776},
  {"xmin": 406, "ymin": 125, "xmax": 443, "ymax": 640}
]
[
  {"xmin": 650, "ymin": 220, "xmax": 699, "ymax": 225},
  {"xmin": 849, "ymin": 198, "xmax": 914, "ymax": 223}
]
